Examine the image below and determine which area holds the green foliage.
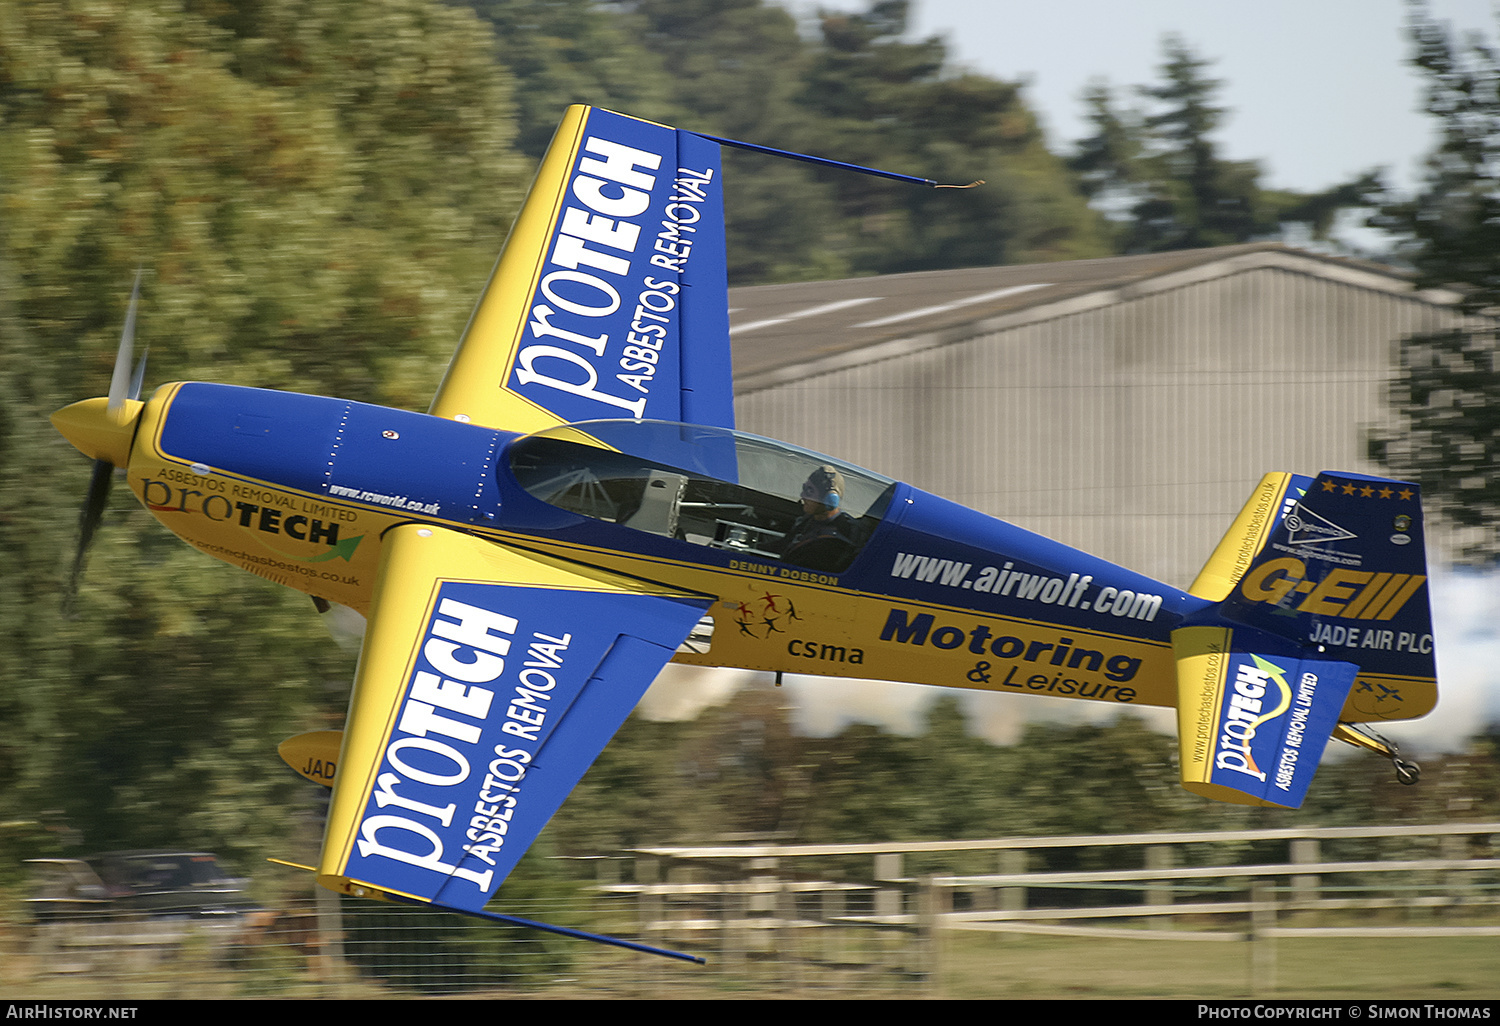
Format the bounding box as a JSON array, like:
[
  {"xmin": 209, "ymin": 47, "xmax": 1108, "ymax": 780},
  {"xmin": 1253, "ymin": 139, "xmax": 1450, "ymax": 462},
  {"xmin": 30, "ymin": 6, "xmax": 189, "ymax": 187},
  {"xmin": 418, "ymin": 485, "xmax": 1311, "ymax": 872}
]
[
  {"xmin": 547, "ymin": 691, "xmax": 1477, "ymax": 857},
  {"xmin": 470, "ymin": 0, "xmax": 678, "ymax": 158},
  {"xmin": 1371, "ymin": 327, "xmax": 1500, "ymax": 561},
  {"xmin": 472, "ymin": 0, "xmax": 1109, "ymax": 282},
  {"xmin": 1372, "ymin": 3, "xmax": 1500, "ymax": 314},
  {"xmin": 1369, "ymin": 4, "xmax": 1500, "ymax": 560},
  {"xmin": 1070, "ymin": 36, "xmax": 1376, "ymax": 253},
  {"xmin": 3, "ymin": 0, "xmax": 526, "ymax": 407},
  {"xmin": 994, "ymin": 716, "xmax": 1194, "ymax": 837},
  {"xmin": 631, "ymin": 0, "xmax": 859, "ymax": 283},
  {"xmin": 49, "ymin": 524, "xmax": 352, "ymax": 865},
  {"xmin": 0, "ymin": 0, "xmax": 524, "ymax": 869},
  {"xmin": 1127, "ymin": 38, "xmax": 1259, "ymax": 250},
  {"xmin": 796, "ymin": 3, "xmax": 1109, "ymax": 273}
]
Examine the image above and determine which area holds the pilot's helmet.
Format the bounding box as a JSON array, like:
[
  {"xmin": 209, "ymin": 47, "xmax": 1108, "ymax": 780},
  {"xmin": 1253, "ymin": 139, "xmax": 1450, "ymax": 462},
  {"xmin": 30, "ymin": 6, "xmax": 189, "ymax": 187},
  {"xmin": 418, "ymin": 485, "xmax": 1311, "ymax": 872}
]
[{"xmin": 802, "ymin": 465, "xmax": 844, "ymax": 509}]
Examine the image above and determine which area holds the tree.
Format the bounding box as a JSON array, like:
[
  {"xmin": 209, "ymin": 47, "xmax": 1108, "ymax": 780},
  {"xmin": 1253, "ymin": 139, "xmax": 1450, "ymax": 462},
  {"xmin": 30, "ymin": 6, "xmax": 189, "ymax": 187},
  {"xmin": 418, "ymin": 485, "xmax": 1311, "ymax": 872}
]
[
  {"xmin": 468, "ymin": 0, "xmax": 678, "ymax": 160},
  {"xmin": 1070, "ymin": 81, "xmax": 1146, "ymax": 217},
  {"xmin": 0, "ymin": 0, "xmax": 528, "ymax": 867},
  {"xmin": 1133, "ymin": 37, "xmax": 1250, "ymax": 250},
  {"xmin": 1370, "ymin": 326, "xmax": 1500, "ymax": 562},
  {"xmin": 1072, "ymin": 37, "xmax": 1376, "ymax": 253},
  {"xmin": 625, "ymin": 0, "xmax": 862, "ymax": 283},
  {"xmin": 794, "ymin": 0, "xmax": 1108, "ymax": 273},
  {"xmin": 469, "ymin": 0, "xmax": 1112, "ymax": 282},
  {"xmin": 1372, "ymin": 5, "xmax": 1500, "ymax": 314},
  {"xmin": 1369, "ymin": 4, "xmax": 1500, "ymax": 562}
]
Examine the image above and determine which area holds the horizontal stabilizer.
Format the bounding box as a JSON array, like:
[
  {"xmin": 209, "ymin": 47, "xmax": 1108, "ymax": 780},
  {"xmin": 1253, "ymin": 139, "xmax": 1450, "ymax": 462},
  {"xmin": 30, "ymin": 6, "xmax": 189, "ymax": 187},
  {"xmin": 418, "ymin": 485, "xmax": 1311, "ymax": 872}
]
[
  {"xmin": 278, "ymin": 730, "xmax": 341, "ymax": 788},
  {"xmin": 1174, "ymin": 625, "xmax": 1356, "ymax": 808}
]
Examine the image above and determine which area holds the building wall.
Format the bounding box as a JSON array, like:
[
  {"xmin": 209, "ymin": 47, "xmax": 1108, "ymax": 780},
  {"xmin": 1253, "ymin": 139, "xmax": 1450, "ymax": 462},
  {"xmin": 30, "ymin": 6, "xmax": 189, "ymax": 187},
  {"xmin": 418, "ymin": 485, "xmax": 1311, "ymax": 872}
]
[{"xmin": 735, "ymin": 263, "xmax": 1458, "ymax": 589}]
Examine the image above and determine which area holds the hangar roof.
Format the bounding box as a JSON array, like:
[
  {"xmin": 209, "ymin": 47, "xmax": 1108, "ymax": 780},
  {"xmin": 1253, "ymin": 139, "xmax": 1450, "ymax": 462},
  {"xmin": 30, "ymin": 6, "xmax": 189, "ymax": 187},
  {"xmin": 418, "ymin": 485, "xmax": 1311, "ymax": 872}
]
[{"xmin": 726, "ymin": 242, "xmax": 1444, "ymax": 393}]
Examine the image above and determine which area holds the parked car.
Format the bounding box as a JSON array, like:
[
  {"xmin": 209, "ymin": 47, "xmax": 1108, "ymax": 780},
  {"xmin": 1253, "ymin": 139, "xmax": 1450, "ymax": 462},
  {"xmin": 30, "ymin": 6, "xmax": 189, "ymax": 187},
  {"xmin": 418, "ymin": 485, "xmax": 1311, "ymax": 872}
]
[{"xmin": 27, "ymin": 851, "xmax": 256, "ymax": 920}]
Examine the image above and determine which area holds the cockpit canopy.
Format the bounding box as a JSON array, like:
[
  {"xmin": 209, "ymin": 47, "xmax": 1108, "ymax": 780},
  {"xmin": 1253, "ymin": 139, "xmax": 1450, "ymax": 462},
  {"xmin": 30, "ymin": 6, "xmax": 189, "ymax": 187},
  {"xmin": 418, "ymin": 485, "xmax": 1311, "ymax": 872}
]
[{"xmin": 508, "ymin": 420, "xmax": 896, "ymax": 573}]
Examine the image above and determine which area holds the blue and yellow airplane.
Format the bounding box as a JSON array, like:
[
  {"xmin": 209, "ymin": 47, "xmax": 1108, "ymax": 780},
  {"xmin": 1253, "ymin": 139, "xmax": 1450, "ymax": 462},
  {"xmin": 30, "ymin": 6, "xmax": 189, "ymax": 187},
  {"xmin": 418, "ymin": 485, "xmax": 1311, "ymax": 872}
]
[{"xmin": 53, "ymin": 106, "xmax": 1436, "ymax": 961}]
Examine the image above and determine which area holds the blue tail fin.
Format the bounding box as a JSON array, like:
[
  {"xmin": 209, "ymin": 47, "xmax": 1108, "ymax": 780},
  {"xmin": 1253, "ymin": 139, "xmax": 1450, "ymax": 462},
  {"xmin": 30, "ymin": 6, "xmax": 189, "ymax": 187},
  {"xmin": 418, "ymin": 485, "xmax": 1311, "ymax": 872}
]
[
  {"xmin": 1173, "ymin": 471, "xmax": 1438, "ymax": 807},
  {"xmin": 1210, "ymin": 471, "xmax": 1436, "ymax": 722}
]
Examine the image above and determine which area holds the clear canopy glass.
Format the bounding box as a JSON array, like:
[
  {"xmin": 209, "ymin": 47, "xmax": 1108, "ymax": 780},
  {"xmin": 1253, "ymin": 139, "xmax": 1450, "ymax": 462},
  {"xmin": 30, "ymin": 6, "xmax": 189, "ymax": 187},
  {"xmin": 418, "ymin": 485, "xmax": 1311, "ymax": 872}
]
[{"xmin": 508, "ymin": 420, "xmax": 896, "ymax": 573}]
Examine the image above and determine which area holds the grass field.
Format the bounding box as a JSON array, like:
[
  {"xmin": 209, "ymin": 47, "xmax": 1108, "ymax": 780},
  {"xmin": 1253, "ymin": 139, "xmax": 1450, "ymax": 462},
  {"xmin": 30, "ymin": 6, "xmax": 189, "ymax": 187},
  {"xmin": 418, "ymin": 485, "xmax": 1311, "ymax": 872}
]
[
  {"xmin": 5, "ymin": 915, "xmax": 1498, "ymax": 999},
  {"xmin": 937, "ymin": 931, "xmax": 1500, "ymax": 1000}
]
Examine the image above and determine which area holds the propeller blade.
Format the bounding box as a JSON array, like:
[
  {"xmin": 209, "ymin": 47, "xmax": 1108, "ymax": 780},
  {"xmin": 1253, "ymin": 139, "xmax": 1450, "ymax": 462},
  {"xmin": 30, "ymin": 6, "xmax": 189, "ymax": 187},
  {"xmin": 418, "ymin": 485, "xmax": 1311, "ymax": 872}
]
[
  {"xmin": 106, "ymin": 269, "xmax": 142, "ymax": 415},
  {"xmin": 68, "ymin": 270, "xmax": 145, "ymax": 611},
  {"xmin": 66, "ymin": 458, "xmax": 114, "ymax": 611},
  {"xmin": 129, "ymin": 347, "xmax": 149, "ymax": 402}
]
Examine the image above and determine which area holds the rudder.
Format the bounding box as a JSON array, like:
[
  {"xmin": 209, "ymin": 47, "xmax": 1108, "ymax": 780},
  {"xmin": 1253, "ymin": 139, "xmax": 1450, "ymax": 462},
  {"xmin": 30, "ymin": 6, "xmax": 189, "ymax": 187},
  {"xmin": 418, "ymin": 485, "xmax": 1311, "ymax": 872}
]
[
  {"xmin": 1208, "ymin": 471, "xmax": 1436, "ymax": 722},
  {"xmin": 1172, "ymin": 471, "xmax": 1438, "ymax": 807}
]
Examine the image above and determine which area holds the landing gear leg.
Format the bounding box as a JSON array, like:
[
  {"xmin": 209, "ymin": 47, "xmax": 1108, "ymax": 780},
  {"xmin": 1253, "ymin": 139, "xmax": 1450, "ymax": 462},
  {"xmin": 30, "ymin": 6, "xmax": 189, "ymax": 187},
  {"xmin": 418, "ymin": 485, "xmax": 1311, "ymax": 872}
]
[{"xmin": 1332, "ymin": 723, "xmax": 1420, "ymax": 786}]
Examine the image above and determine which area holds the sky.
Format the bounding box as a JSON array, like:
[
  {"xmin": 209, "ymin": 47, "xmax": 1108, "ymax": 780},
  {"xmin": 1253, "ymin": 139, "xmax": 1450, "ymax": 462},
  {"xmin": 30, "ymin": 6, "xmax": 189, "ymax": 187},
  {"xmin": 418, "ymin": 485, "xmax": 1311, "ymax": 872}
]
[
  {"xmin": 638, "ymin": 1, "xmax": 1500, "ymax": 754},
  {"xmin": 799, "ymin": 0, "xmax": 1499, "ymax": 195}
]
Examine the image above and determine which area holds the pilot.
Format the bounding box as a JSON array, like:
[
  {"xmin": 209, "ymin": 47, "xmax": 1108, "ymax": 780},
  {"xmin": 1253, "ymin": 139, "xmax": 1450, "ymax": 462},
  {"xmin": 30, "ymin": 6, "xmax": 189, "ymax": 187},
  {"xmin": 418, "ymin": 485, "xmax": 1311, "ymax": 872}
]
[{"xmin": 781, "ymin": 465, "xmax": 861, "ymax": 569}]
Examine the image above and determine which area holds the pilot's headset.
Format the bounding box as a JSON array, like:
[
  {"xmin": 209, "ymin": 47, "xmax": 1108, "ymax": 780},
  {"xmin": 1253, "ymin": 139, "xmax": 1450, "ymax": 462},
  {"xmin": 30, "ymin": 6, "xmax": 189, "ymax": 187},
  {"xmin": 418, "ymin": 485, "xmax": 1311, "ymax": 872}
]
[{"xmin": 802, "ymin": 465, "xmax": 844, "ymax": 510}]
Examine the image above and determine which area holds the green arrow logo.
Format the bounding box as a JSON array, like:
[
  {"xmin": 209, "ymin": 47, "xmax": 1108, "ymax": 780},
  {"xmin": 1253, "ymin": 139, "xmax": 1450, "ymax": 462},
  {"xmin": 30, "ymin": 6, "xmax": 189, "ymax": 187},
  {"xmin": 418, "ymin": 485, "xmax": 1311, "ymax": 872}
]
[{"xmin": 306, "ymin": 535, "xmax": 364, "ymax": 563}]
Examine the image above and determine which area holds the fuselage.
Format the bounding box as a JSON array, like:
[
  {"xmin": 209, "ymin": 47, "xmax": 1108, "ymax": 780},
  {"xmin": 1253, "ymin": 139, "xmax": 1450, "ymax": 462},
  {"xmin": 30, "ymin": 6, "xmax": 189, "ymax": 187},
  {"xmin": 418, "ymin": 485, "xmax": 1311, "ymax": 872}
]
[{"xmin": 104, "ymin": 382, "xmax": 1214, "ymax": 712}]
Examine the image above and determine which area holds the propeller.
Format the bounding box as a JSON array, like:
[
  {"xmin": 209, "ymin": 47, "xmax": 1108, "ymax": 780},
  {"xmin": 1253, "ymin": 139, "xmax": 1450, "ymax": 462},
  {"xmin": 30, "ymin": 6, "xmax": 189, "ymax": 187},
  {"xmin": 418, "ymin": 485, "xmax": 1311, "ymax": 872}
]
[{"xmin": 64, "ymin": 271, "xmax": 148, "ymax": 610}]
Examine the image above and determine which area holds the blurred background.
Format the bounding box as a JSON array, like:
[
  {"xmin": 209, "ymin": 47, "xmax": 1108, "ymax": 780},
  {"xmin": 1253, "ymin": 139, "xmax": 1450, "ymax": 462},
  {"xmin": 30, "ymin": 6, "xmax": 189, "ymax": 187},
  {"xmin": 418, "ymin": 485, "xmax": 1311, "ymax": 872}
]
[{"xmin": 3, "ymin": 0, "xmax": 1499, "ymax": 999}]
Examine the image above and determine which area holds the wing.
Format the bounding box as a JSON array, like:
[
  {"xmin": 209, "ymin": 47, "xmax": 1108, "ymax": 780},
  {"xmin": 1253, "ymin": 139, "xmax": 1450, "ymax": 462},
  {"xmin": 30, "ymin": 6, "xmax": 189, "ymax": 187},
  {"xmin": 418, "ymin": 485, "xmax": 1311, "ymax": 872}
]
[
  {"xmin": 317, "ymin": 523, "xmax": 711, "ymax": 912},
  {"xmin": 431, "ymin": 105, "xmax": 733, "ymax": 434}
]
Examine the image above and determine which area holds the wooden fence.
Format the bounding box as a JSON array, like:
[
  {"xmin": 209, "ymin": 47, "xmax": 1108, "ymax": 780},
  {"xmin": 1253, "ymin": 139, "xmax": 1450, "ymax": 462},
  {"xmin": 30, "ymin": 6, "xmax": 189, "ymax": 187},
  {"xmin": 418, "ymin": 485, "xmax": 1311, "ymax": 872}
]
[{"xmin": 620, "ymin": 821, "xmax": 1500, "ymax": 991}]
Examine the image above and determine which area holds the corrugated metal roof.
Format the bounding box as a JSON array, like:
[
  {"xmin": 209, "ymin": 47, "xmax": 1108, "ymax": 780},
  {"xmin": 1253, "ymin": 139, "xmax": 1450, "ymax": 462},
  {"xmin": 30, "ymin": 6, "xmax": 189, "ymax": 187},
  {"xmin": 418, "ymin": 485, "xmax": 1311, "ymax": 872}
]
[{"xmin": 727, "ymin": 243, "xmax": 1438, "ymax": 390}]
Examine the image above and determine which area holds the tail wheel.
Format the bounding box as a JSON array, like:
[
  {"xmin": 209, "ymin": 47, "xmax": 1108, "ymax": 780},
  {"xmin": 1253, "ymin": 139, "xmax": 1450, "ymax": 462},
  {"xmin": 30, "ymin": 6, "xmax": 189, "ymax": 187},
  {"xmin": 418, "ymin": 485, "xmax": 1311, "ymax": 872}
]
[{"xmin": 1394, "ymin": 759, "xmax": 1421, "ymax": 786}]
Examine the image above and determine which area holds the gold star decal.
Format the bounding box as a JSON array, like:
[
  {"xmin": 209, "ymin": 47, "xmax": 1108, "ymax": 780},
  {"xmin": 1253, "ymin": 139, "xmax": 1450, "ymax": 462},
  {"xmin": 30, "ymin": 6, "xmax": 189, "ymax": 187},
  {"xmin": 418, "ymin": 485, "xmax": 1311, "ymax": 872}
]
[
  {"xmin": 1321, "ymin": 480, "xmax": 1337, "ymax": 492},
  {"xmin": 1360, "ymin": 485, "xmax": 1374, "ymax": 497},
  {"xmin": 1379, "ymin": 487, "xmax": 1393, "ymax": 499},
  {"xmin": 1399, "ymin": 488, "xmax": 1414, "ymax": 501},
  {"xmin": 1342, "ymin": 483, "xmax": 1356, "ymax": 495}
]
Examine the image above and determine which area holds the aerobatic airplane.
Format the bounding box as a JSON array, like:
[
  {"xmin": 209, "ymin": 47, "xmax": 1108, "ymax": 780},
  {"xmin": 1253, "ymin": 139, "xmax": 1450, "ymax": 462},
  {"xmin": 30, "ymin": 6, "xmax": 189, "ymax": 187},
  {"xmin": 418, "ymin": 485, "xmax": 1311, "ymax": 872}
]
[{"xmin": 53, "ymin": 106, "xmax": 1436, "ymax": 962}]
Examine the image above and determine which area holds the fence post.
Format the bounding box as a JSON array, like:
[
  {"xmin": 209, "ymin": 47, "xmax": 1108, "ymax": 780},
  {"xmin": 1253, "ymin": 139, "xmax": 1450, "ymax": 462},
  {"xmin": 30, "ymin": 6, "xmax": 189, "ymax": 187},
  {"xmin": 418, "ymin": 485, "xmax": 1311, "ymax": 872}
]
[
  {"xmin": 1249, "ymin": 880, "xmax": 1277, "ymax": 996},
  {"xmin": 1146, "ymin": 843, "xmax": 1174, "ymax": 929},
  {"xmin": 999, "ymin": 848, "xmax": 1027, "ymax": 916},
  {"xmin": 874, "ymin": 852, "xmax": 903, "ymax": 919},
  {"xmin": 314, "ymin": 878, "xmax": 346, "ymax": 994},
  {"xmin": 722, "ymin": 859, "xmax": 745, "ymax": 969},
  {"xmin": 635, "ymin": 854, "xmax": 662, "ymax": 960},
  {"xmin": 820, "ymin": 877, "xmax": 842, "ymax": 963},
  {"xmin": 1442, "ymin": 832, "xmax": 1470, "ymax": 909},
  {"xmin": 1290, "ymin": 837, "xmax": 1320, "ymax": 916},
  {"xmin": 917, "ymin": 873, "xmax": 942, "ymax": 997}
]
